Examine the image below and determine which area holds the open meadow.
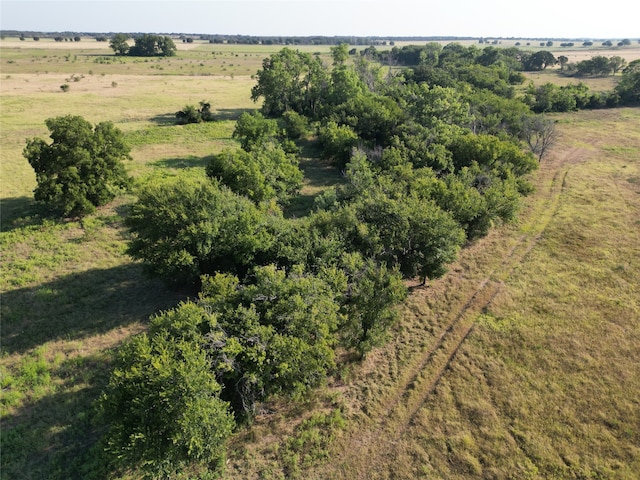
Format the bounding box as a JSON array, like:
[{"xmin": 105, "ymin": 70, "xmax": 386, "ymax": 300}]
[{"xmin": 1, "ymin": 38, "xmax": 639, "ymax": 479}]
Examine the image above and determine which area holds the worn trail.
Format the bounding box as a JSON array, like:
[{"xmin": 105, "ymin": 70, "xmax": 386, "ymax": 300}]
[{"xmin": 316, "ymin": 146, "xmax": 580, "ymax": 479}]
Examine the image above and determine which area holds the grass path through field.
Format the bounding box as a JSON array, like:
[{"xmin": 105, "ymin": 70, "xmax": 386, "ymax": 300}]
[{"xmin": 313, "ymin": 135, "xmax": 579, "ymax": 479}]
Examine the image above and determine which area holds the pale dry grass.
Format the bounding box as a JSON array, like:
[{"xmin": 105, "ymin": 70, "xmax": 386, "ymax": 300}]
[
  {"xmin": 0, "ymin": 72, "xmax": 255, "ymax": 200},
  {"xmin": 553, "ymin": 46, "xmax": 640, "ymax": 63},
  {"xmin": 1, "ymin": 38, "xmax": 112, "ymax": 50},
  {"xmin": 522, "ymin": 70, "xmax": 620, "ymax": 91}
]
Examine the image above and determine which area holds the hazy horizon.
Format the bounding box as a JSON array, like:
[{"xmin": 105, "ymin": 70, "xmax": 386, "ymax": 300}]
[{"xmin": 2, "ymin": 0, "xmax": 639, "ymax": 40}]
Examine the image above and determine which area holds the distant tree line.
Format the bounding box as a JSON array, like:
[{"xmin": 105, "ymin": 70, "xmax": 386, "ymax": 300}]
[
  {"xmin": 361, "ymin": 43, "xmax": 639, "ymax": 110},
  {"xmin": 199, "ymin": 34, "xmax": 477, "ymax": 46}
]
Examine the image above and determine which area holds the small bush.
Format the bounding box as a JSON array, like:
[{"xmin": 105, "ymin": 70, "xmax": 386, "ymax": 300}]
[
  {"xmin": 175, "ymin": 100, "xmax": 213, "ymax": 124},
  {"xmin": 99, "ymin": 327, "xmax": 234, "ymax": 479},
  {"xmin": 60, "ymin": 84, "xmax": 69, "ymax": 92},
  {"xmin": 282, "ymin": 110, "xmax": 309, "ymax": 139}
]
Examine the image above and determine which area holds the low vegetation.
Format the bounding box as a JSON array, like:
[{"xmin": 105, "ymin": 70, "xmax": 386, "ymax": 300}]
[{"xmin": 1, "ymin": 36, "xmax": 639, "ymax": 480}]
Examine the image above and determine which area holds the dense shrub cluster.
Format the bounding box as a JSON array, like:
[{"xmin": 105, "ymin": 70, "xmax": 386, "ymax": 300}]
[
  {"xmin": 175, "ymin": 100, "xmax": 213, "ymax": 124},
  {"xmin": 109, "ymin": 33, "xmax": 177, "ymax": 57}
]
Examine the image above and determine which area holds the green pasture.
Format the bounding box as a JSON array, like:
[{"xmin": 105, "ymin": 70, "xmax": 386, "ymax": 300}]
[{"xmin": 1, "ymin": 39, "xmax": 639, "ymax": 480}]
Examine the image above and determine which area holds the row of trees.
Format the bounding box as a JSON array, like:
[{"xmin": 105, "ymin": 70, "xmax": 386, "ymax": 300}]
[
  {"xmin": 98, "ymin": 44, "xmax": 545, "ymax": 477},
  {"xmin": 376, "ymin": 43, "xmax": 637, "ymax": 79},
  {"xmin": 525, "ymin": 60, "xmax": 640, "ymax": 112},
  {"xmin": 380, "ymin": 43, "xmax": 639, "ymax": 110},
  {"xmin": 574, "ymin": 55, "xmax": 629, "ymax": 76}
]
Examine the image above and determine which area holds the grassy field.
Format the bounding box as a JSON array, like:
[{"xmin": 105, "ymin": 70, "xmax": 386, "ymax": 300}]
[{"xmin": 1, "ymin": 40, "xmax": 639, "ymax": 479}]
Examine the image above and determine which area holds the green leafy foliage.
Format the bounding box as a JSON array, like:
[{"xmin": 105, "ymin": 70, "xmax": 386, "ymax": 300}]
[
  {"xmin": 331, "ymin": 93, "xmax": 404, "ymax": 145},
  {"xmin": 232, "ymin": 111, "xmax": 281, "ymax": 151},
  {"xmin": 125, "ymin": 177, "xmax": 277, "ymax": 286},
  {"xmin": 449, "ymin": 132, "xmax": 538, "ymax": 178},
  {"xmin": 23, "ymin": 115, "xmax": 131, "ymax": 216},
  {"xmin": 576, "ymin": 55, "xmax": 613, "ymax": 76},
  {"xmin": 113, "ymin": 43, "xmax": 563, "ymax": 477},
  {"xmin": 317, "ymin": 121, "xmax": 360, "ymax": 167},
  {"xmin": 521, "ymin": 50, "xmax": 557, "ymax": 71},
  {"xmin": 99, "ymin": 305, "xmax": 234, "ymax": 479},
  {"xmin": 281, "ymin": 110, "xmax": 310, "ymax": 139},
  {"xmin": 314, "ymin": 156, "xmax": 466, "ymax": 284},
  {"xmin": 175, "ymin": 100, "xmax": 213, "ymax": 124},
  {"xmin": 339, "ymin": 254, "xmax": 407, "ymax": 354},
  {"xmin": 129, "ymin": 34, "xmax": 177, "ymax": 57},
  {"xmin": 251, "ymin": 48, "xmax": 329, "ymax": 117},
  {"xmin": 206, "ymin": 141, "xmax": 303, "ymax": 203},
  {"xmin": 615, "ymin": 68, "xmax": 640, "ymax": 105},
  {"xmin": 200, "ymin": 265, "xmax": 344, "ymax": 415},
  {"xmin": 109, "ymin": 33, "xmax": 129, "ymax": 55}
]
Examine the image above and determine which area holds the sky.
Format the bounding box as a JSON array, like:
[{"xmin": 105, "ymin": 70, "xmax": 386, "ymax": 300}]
[{"xmin": 1, "ymin": 0, "xmax": 639, "ymax": 39}]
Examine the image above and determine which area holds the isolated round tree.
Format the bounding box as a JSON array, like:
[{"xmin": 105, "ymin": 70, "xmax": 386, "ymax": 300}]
[{"xmin": 24, "ymin": 115, "xmax": 131, "ymax": 216}]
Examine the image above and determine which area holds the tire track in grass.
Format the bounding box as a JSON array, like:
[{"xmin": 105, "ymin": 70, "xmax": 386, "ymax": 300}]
[
  {"xmin": 383, "ymin": 165, "xmax": 569, "ymax": 429},
  {"xmin": 323, "ymin": 149, "xmax": 578, "ymax": 479},
  {"xmin": 394, "ymin": 164, "xmax": 570, "ymax": 435}
]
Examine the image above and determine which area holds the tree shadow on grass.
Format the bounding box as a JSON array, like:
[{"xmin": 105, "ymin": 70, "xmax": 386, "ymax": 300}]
[
  {"xmin": 0, "ymin": 196, "xmax": 48, "ymax": 233},
  {"xmin": 0, "ymin": 196, "xmax": 87, "ymax": 234},
  {"xmin": 281, "ymin": 139, "xmax": 344, "ymax": 218},
  {"xmin": 1, "ymin": 353, "xmax": 114, "ymax": 480},
  {"xmin": 215, "ymin": 107, "xmax": 254, "ymax": 121},
  {"xmin": 149, "ymin": 108, "xmax": 252, "ymax": 126},
  {"xmin": 297, "ymin": 139, "xmax": 344, "ymax": 188},
  {"xmin": 0, "ymin": 263, "xmax": 185, "ymax": 356},
  {"xmin": 151, "ymin": 154, "xmax": 213, "ymax": 170},
  {"xmin": 283, "ymin": 194, "xmax": 317, "ymax": 219},
  {"xmin": 149, "ymin": 113, "xmax": 178, "ymax": 126}
]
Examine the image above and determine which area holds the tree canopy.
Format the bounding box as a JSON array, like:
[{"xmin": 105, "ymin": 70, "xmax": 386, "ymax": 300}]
[
  {"xmin": 105, "ymin": 40, "xmax": 640, "ymax": 478},
  {"xmin": 23, "ymin": 115, "xmax": 131, "ymax": 216},
  {"xmin": 110, "ymin": 33, "xmax": 177, "ymax": 57},
  {"xmin": 109, "ymin": 33, "xmax": 129, "ymax": 55},
  {"xmin": 206, "ymin": 141, "xmax": 303, "ymax": 204}
]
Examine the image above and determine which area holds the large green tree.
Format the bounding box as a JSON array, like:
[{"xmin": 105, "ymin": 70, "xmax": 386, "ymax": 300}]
[
  {"xmin": 250, "ymin": 48, "xmax": 329, "ymax": 117},
  {"xmin": 615, "ymin": 68, "xmax": 640, "ymax": 105},
  {"xmin": 109, "ymin": 33, "xmax": 129, "ymax": 55},
  {"xmin": 23, "ymin": 115, "xmax": 131, "ymax": 216},
  {"xmin": 99, "ymin": 313, "xmax": 234, "ymax": 479},
  {"xmin": 522, "ymin": 50, "xmax": 556, "ymax": 71},
  {"xmin": 128, "ymin": 34, "xmax": 176, "ymax": 57}
]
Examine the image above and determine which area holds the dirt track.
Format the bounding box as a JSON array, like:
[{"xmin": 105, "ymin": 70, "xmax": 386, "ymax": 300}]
[{"xmin": 305, "ymin": 137, "xmax": 587, "ymax": 479}]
